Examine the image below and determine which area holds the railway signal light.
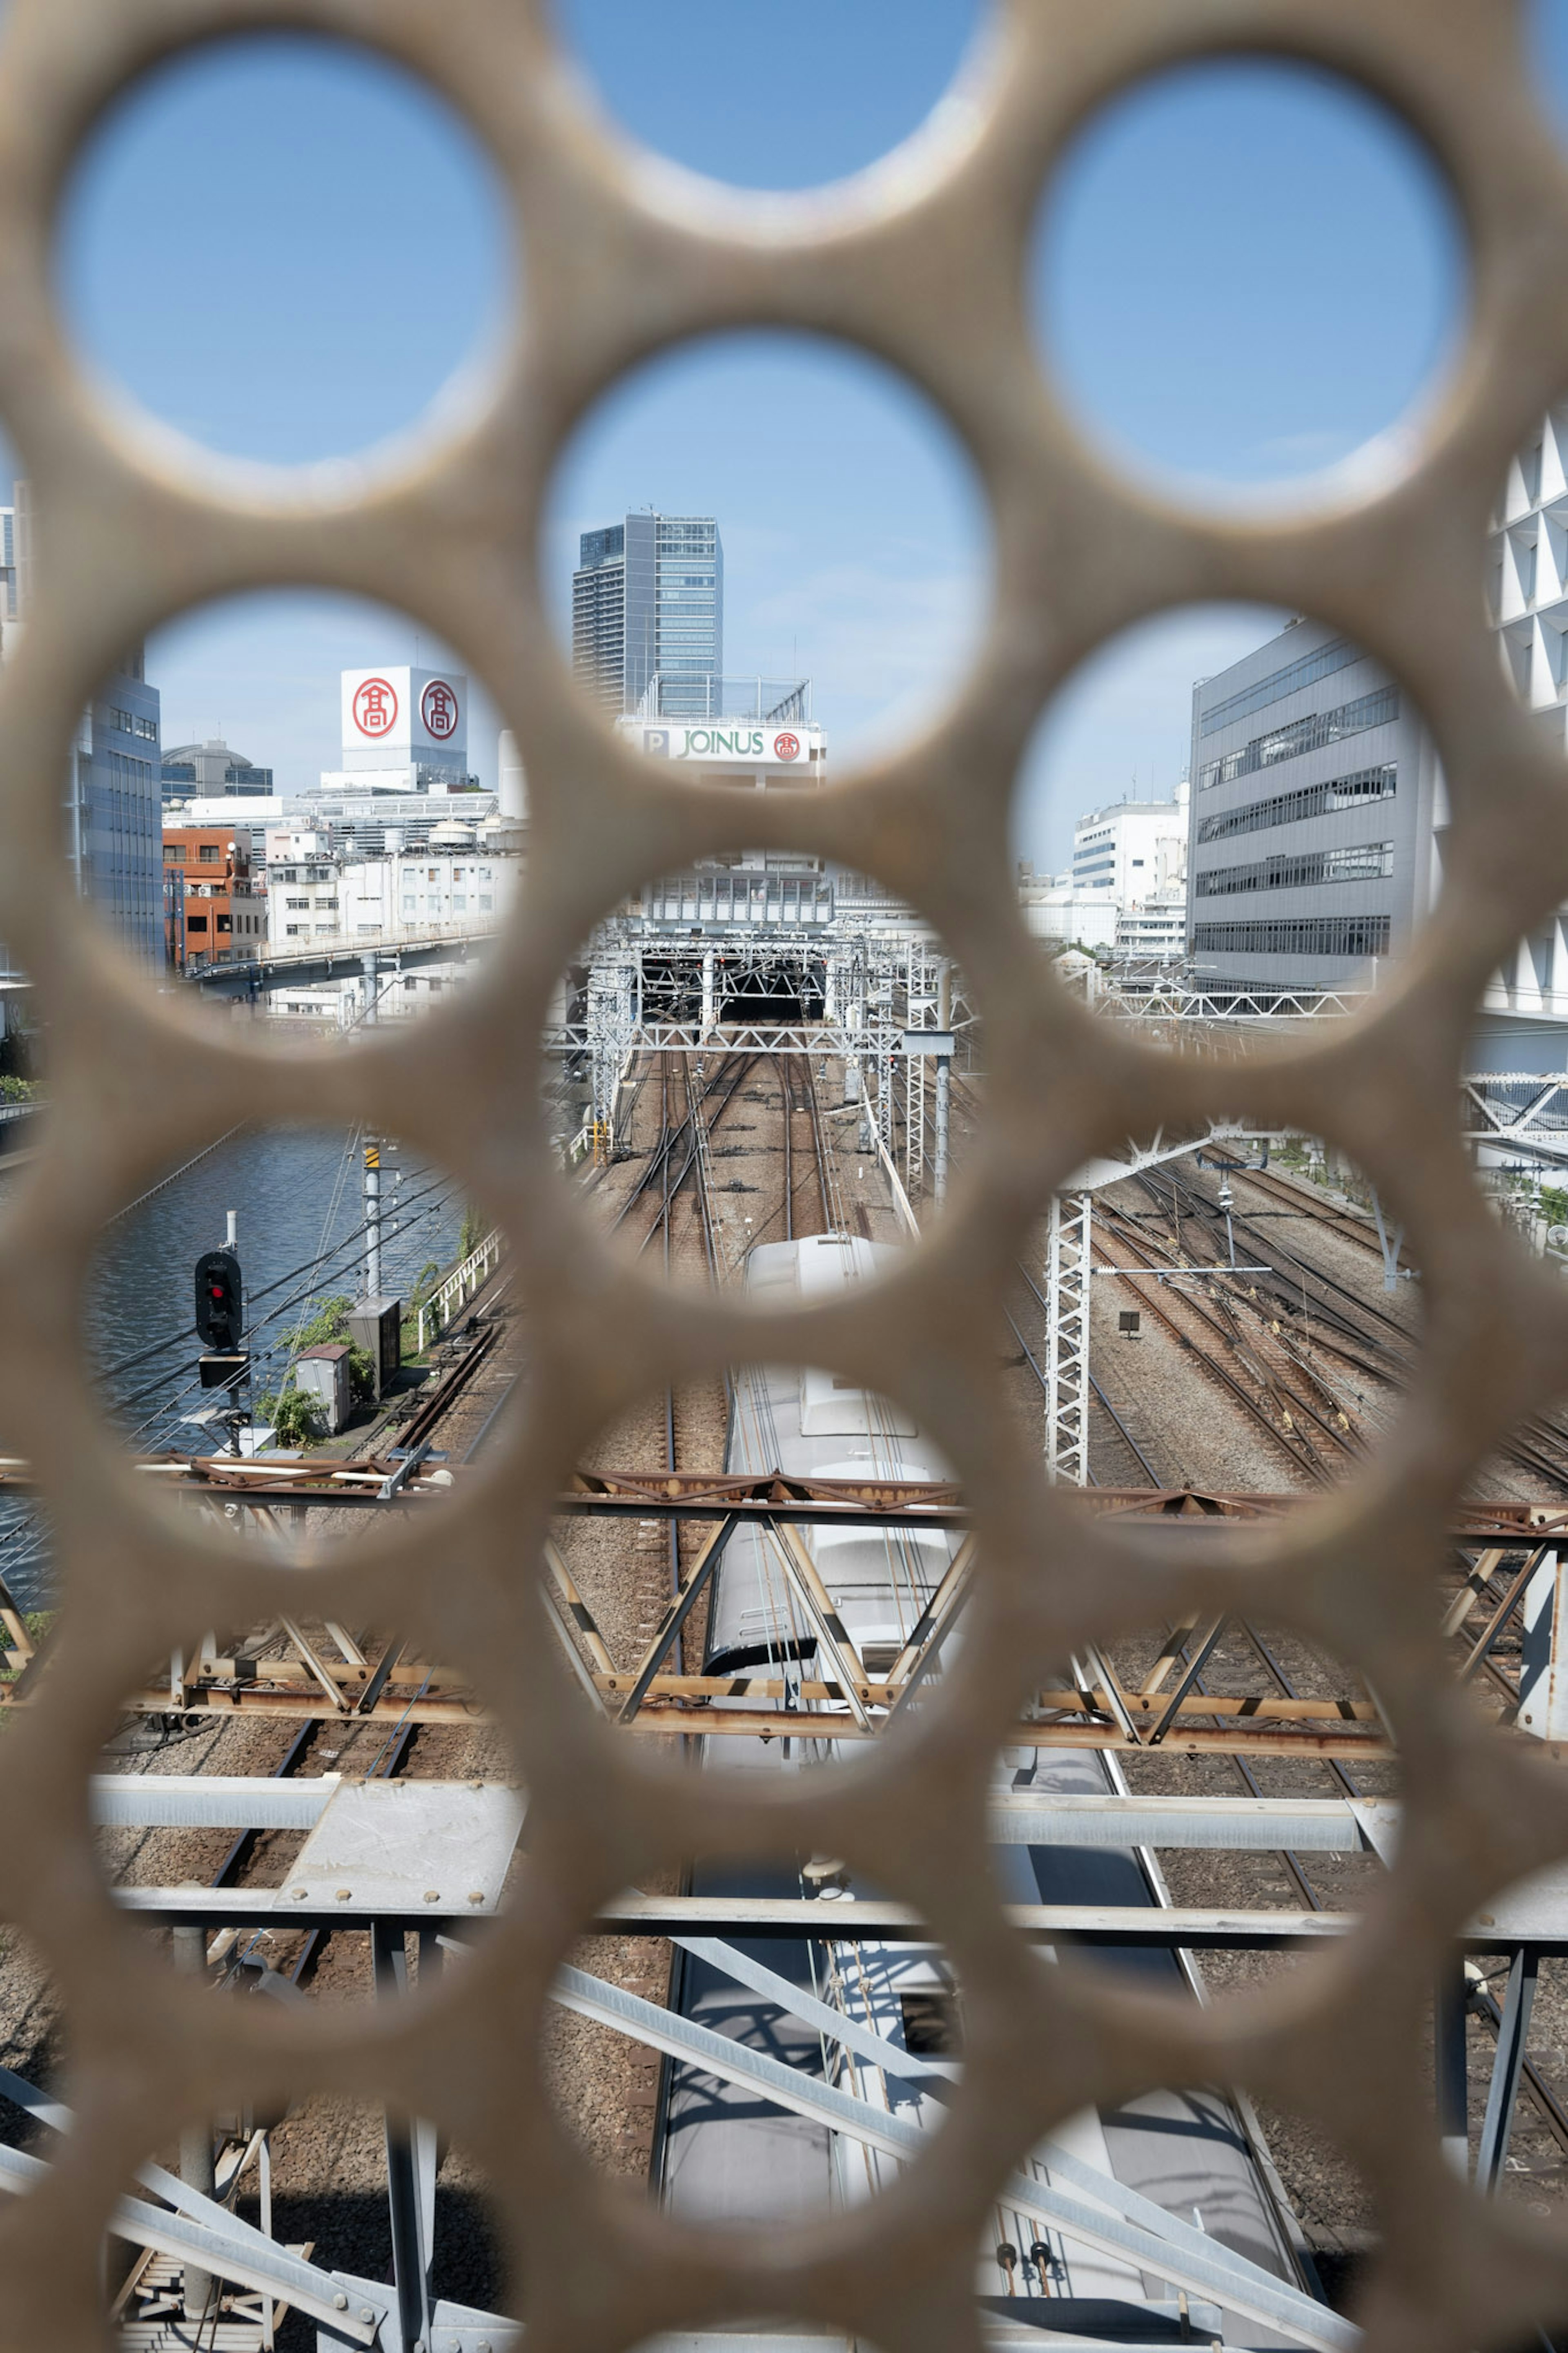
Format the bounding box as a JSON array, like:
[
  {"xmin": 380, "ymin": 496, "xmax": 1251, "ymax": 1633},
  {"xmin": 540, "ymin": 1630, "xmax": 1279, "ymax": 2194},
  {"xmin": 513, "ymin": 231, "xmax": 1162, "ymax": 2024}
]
[{"xmin": 194, "ymin": 1247, "xmax": 243, "ymax": 1349}]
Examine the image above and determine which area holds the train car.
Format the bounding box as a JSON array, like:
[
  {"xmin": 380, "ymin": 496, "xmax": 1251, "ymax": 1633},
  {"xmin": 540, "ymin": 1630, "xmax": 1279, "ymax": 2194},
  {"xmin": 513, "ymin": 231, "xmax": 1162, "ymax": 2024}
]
[{"xmin": 657, "ymin": 1235, "xmax": 1324, "ymax": 2344}]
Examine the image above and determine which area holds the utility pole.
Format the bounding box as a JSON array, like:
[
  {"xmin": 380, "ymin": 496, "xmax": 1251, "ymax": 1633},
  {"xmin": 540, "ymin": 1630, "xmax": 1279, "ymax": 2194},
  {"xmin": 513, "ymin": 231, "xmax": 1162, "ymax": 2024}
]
[{"xmin": 365, "ymin": 1141, "xmax": 382, "ymax": 1297}]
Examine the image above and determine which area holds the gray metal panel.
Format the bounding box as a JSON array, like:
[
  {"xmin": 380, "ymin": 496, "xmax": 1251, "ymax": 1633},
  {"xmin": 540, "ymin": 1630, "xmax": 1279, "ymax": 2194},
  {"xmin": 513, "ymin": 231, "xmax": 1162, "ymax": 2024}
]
[{"xmin": 275, "ymin": 1780, "xmax": 523, "ymax": 1914}]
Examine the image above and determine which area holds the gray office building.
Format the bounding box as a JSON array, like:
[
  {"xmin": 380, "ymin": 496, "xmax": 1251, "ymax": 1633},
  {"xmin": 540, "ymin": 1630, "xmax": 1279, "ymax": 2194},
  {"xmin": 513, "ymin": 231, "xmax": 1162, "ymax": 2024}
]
[
  {"xmin": 160, "ymin": 738, "xmax": 273, "ymax": 800},
  {"xmin": 1186, "ymin": 617, "xmax": 1441, "ymax": 996},
  {"xmin": 572, "ymin": 513, "xmax": 723, "ymax": 717}
]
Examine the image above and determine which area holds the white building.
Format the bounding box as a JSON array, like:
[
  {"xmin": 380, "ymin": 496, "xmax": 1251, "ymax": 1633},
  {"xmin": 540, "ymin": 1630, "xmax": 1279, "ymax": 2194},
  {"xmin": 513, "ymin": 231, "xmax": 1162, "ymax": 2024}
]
[
  {"xmin": 1017, "ymin": 874, "xmax": 1119, "ymax": 954},
  {"xmin": 322, "ymin": 664, "xmax": 478, "ymax": 796},
  {"xmin": 267, "ymin": 830, "xmax": 341, "ymax": 944},
  {"xmin": 263, "ymin": 822, "xmax": 518, "ymax": 1027},
  {"xmin": 1115, "ymin": 893, "xmax": 1189, "ymax": 960},
  {"xmin": 1071, "ymin": 781, "xmax": 1189, "ymax": 909},
  {"xmin": 343, "ymin": 839, "xmax": 510, "ymax": 937},
  {"xmin": 1485, "ymin": 411, "xmax": 1568, "ymax": 1052}
]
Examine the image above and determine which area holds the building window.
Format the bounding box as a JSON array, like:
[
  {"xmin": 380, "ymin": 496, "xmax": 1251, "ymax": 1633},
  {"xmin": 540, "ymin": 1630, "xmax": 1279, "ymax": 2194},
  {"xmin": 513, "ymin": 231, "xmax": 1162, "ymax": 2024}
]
[
  {"xmin": 1196, "ymin": 765, "xmax": 1398, "ymax": 844},
  {"xmin": 1192, "ymin": 915, "xmax": 1392, "ymax": 957},
  {"xmin": 1195, "ymin": 842, "xmax": 1395, "ymax": 897},
  {"xmin": 1198, "ymin": 636, "xmax": 1358, "ymax": 736},
  {"xmin": 478, "ymin": 894, "xmax": 493, "ymax": 912},
  {"xmin": 198, "ymin": 843, "xmax": 220, "ymax": 862},
  {"xmin": 286, "ymin": 897, "xmax": 309, "ymax": 910},
  {"xmin": 187, "ymin": 915, "xmax": 208, "ymax": 933},
  {"xmin": 1198, "ymin": 688, "xmax": 1400, "ymax": 790}
]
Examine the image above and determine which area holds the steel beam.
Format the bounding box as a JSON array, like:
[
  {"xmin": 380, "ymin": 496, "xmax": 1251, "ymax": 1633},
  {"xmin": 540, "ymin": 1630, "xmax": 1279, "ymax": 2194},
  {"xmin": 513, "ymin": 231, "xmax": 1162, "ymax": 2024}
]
[
  {"xmin": 550, "ymin": 1964, "xmax": 1354, "ymax": 2353},
  {"xmin": 1477, "ymin": 1948, "xmax": 1539, "ymax": 2192}
]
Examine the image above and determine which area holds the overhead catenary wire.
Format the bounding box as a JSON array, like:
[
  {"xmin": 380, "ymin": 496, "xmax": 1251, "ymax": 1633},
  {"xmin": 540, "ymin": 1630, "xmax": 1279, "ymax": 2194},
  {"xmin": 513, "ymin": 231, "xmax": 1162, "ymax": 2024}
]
[
  {"xmin": 114, "ymin": 1182, "xmax": 465, "ymax": 1443},
  {"xmin": 97, "ymin": 1160, "xmax": 456, "ymax": 1385}
]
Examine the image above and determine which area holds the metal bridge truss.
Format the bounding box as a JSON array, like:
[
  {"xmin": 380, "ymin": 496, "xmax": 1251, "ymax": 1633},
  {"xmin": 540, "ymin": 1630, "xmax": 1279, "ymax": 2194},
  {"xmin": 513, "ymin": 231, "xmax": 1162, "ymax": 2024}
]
[
  {"xmin": 1095, "ymin": 975, "xmax": 1372, "ymax": 1024},
  {"xmin": 51, "ymin": 1742, "xmax": 1566, "ymax": 2352},
  {"xmin": 555, "ymin": 927, "xmax": 972, "ymax": 1168},
  {"xmin": 1463, "ymin": 1074, "xmax": 1568, "ymax": 1172},
  {"xmin": 9, "ymin": 1469, "xmax": 1566, "ymax": 2342}
]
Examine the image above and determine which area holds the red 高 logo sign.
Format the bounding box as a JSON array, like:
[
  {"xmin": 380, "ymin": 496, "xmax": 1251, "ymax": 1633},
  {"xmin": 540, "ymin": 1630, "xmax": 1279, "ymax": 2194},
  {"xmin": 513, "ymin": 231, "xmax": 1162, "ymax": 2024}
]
[
  {"xmin": 353, "ymin": 676, "xmax": 399, "ymax": 738},
  {"xmin": 421, "ymin": 678, "xmax": 459, "ymax": 740}
]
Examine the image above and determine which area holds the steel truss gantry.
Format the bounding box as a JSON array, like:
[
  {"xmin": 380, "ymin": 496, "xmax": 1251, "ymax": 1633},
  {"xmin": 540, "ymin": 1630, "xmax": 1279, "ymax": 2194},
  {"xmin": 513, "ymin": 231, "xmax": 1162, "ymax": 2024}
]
[
  {"xmin": 1044, "ymin": 1192, "xmax": 1090, "ymax": 1485},
  {"xmin": 553, "ymin": 923, "xmax": 976, "ymax": 1168}
]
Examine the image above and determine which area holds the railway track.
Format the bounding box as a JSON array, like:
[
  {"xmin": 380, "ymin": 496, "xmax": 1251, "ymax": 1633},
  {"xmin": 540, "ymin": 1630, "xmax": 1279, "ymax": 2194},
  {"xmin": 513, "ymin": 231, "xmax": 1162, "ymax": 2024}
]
[{"xmin": 1149, "ymin": 1160, "xmax": 1568, "ymax": 1492}]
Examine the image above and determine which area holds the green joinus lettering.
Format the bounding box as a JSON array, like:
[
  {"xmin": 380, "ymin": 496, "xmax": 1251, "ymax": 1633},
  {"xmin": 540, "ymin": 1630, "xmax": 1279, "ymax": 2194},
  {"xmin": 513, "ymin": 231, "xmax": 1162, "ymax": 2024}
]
[{"xmin": 679, "ymin": 729, "xmax": 764, "ymax": 758}]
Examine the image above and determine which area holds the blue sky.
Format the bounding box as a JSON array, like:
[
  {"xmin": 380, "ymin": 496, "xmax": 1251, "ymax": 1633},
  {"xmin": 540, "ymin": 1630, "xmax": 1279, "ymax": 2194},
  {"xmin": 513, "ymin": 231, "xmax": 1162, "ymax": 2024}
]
[{"xmin": 22, "ymin": 8, "xmax": 1563, "ymax": 850}]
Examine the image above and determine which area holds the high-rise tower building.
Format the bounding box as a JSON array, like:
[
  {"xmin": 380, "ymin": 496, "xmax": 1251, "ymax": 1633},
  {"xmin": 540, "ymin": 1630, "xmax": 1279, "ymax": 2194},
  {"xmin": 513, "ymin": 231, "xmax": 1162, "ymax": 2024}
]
[{"xmin": 572, "ymin": 513, "xmax": 723, "ymax": 716}]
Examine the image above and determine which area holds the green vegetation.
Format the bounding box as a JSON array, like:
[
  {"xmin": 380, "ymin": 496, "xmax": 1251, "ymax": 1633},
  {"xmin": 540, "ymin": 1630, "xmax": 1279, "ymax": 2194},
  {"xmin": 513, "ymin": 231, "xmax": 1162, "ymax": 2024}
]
[
  {"xmin": 256, "ymin": 1382, "xmax": 323, "ymax": 1448},
  {"xmin": 256, "ymin": 1295, "xmax": 378, "ymax": 1446},
  {"xmin": 1541, "ymin": 1185, "xmax": 1568, "ymax": 1229},
  {"xmin": 459, "ymin": 1203, "xmax": 486, "ymax": 1263},
  {"xmin": 281, "ymin": 1296, "xmax": 376, "ymax": 1400},
  {"xmin": 0, "ymin": 1075, "xmax": 38, "ymax": 1103},
  {"xmin": 401, "ymin": 1260, "xmax": 443, "ymax": 1360}
]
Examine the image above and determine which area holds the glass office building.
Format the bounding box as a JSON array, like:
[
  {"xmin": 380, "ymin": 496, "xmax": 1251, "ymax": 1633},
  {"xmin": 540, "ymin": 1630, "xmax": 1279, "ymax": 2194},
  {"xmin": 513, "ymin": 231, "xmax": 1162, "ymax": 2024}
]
[
  {"xmin": 70, "ymin": 649, "xmax": 164, "ymax": 972},
  {"xmin": 572, "ymin": 513, "xmax": 723, "ymax": 716}
]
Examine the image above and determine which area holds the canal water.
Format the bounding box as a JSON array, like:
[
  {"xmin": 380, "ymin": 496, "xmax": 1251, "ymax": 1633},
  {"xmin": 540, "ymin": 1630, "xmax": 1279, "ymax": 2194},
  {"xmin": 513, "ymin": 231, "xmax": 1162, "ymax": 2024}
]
[{"xmin": 0, "ymin": 1122, "xmax": 467, "ymax": 1605}]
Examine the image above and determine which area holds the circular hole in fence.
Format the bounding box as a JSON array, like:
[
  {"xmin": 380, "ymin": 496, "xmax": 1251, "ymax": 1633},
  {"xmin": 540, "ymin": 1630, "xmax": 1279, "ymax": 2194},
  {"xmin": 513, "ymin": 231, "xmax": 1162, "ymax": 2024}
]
[
  {"xmin": 1016, "ymin": 605, "xmax": 1434, "ymax": 1044},
  {"xmin": 1031, "ymin": 57, "xmax": 1465, "ymax": 511},
  {"xmin": 553, "ymin": 0, "xmax": 983, "ymax": 192},
  {"xmin": 56, "ymin": 33, "xmax": 514, "ymax": 470},
  {"xmin": 104, "ymin": 2090, "xmax": 514, "ymax": 2335},
  {"xmin": 548, "ymin": 855, "xmax": 980, "ymax": 1283},
  {"xmin": 61, "ymin": 588, "xmax": 514, "ymax": 1046},
  {"xmin": 543, "ymin": 331, "xmax": 990, "ymax": 771},
  {"xmin": 97, "ymin": 1634, "xmax": 523, "ymax": 2008},
  {"xmin": 550, "ymin": 1841, "xmax": 960, "ymax": 2222},
  {"xmin": 994, "ymin": 1606, "xmax": 1398, "ymax": 1987},
  {"xmin": 87, "ymin": 1119, "xmax": 506, "ymax": 1556},
  {"xmin": 550, "ymin": 1358, "xmax": 964, "ymax": 1776},
  {"xmin": 250, "ymin": 2101, "xmax": 510, "ymax": 2321},
  {"xmin": 993, "ymin": 2073, "xmax": 1375, "ymax": 2331},
  {"xmin": 1009, "ymin": 1133, "xmax": 1423, "ymax": 1500}
]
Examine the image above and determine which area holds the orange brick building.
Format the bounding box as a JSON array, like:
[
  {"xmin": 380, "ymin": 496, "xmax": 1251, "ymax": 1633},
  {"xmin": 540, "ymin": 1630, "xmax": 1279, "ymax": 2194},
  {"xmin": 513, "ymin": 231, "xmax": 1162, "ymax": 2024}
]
[{"xmin": 163, "ymin": 824, "xmax": 266, "ymax": 973}]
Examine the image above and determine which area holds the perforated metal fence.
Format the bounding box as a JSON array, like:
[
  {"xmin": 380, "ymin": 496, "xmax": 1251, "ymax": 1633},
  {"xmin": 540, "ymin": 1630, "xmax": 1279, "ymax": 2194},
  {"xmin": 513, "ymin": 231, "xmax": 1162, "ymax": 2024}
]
[{"xmin": 0, "ymin": 2, "xmax": 1566, "ymax": 2347}]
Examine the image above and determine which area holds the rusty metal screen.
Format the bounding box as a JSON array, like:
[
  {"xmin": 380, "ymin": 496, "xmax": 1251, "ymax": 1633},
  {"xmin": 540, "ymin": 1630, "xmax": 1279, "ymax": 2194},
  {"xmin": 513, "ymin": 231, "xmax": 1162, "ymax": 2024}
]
[{"xmin": 0, "ymin": 0, "xmax": 1565, "ymax": 2346}]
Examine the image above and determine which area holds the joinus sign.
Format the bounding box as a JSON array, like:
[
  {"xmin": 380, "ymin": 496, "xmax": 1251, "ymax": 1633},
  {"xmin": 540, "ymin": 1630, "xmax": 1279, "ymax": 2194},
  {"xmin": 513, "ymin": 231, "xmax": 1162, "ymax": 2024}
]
[{"xmin": 636, "ymin": 724, "xmax": 819, "ymax": 767}]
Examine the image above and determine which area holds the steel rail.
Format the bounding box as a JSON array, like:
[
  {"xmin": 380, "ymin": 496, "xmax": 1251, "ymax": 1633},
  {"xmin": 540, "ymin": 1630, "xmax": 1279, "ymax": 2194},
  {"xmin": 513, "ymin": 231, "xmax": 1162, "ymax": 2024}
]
[
  {"xmin": 1160, "ymin": 1163, "xmax": 1568, "ymax": 1491},
  {"xmin": 1094, "ymin": 1200, "xmax": 1361, "ymax": 1472},
  {"xmin": 1088, "ymin": 1225, "xmax": 1328, "ymax": 1482}
]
